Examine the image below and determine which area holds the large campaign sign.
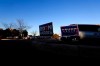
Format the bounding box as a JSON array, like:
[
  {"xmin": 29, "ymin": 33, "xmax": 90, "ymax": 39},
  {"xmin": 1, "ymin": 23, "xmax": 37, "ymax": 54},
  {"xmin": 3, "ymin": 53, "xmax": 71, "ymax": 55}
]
[
  {"xmin": 39, "ymin": 22, "xmax": 53, "ymax": 36},
  {"xmin": 61, "ymin": 26, "xmax": 78, "ymax": 36}
]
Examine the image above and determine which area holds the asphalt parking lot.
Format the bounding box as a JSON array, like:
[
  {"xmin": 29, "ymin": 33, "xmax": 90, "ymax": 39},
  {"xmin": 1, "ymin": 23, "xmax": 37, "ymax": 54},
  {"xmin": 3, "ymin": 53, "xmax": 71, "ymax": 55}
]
[{"xmin": 0, "ymin": 39, "xmax": 100, "ymax": 61}]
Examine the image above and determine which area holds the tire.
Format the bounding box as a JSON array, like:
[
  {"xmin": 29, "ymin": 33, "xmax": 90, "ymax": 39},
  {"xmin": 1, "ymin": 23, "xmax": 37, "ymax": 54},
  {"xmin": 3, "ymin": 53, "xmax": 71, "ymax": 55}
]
[
  {"xmin": 74, "ymin": 37, "xmax": 80, "ymax": 41},
  {"xmin": 61, "ymin": 37, "xmax": 66, "ymax": 42},
  {"xmin": 61, "ymin": 37, "xmax": 72, "ymax": 43}
]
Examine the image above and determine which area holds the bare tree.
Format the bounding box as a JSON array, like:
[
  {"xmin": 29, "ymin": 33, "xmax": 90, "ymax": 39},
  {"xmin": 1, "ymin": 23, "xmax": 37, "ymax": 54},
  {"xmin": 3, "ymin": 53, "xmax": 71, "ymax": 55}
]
[
  {"xmin": 16, "ymin": 19, "xmax": 30, "ymax": 37},
  {"xmin": 31, "ymin": 31, "xmax": 37, "ymax": 39},
  {"xmin": 1, "ymin": 19, "xmax": 30, "ymax": 38},
  {"xmin": 32, "ymin": 31, "xmax": 37, "ymax": 37},
  {"xmin": 2, "ymin": 23, "xmax": 15, "ymax": 29}
]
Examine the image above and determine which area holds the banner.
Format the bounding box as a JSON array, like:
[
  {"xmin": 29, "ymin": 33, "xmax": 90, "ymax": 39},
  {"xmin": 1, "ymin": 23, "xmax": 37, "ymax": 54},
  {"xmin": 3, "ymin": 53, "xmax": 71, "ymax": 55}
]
[{"xmin": 39, "ymin": 22, "xmax": 53, "ymax": 36}]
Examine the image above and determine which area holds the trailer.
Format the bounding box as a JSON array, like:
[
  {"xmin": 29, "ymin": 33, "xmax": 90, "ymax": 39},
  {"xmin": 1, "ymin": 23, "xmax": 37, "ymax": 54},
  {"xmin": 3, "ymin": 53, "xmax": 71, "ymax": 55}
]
[{"xmin": 60, "ymin": 24, "xmax": 100, "ymax": 42}]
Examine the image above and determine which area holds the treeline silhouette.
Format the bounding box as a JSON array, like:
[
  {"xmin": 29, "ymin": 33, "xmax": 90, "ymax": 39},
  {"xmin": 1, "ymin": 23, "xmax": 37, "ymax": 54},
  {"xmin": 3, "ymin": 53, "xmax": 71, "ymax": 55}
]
[{"xmin": 0, "ymin": 28, "xmax": 28, "ymax": 39}]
